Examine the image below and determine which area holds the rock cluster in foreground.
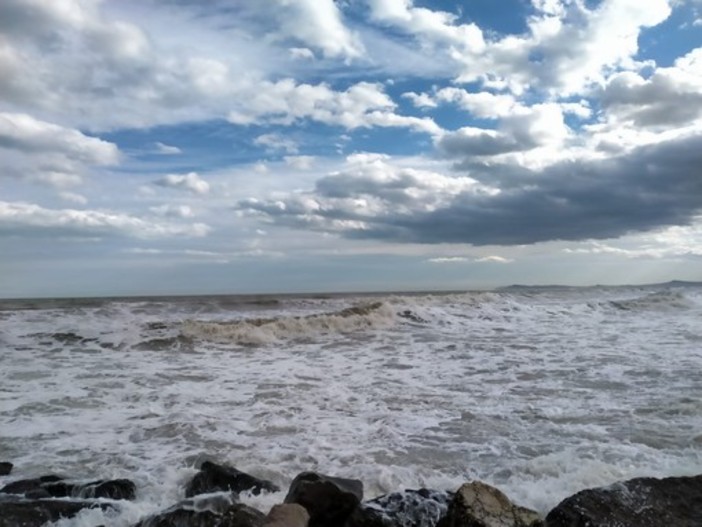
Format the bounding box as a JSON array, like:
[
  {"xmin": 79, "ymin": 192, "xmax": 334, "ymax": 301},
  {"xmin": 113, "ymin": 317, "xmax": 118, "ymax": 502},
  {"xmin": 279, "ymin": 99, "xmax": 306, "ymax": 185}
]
[{"xmin": 0, "ymin": 458, "xmax": 701, "ymax": 527}]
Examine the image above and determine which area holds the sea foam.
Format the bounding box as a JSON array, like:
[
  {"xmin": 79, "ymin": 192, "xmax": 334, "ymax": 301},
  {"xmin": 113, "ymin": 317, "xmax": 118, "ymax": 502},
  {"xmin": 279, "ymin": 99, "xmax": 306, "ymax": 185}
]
[{"xmin": 1, "ymin": 285, "xmax": 701, "ymax": 525}]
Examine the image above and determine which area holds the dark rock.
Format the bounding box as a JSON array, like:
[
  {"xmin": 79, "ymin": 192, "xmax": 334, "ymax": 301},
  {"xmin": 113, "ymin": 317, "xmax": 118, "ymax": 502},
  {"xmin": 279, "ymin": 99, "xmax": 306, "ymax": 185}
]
[
  {"xmin": 79, "ymin": 479, "xmax": 137, "ymax": 500},
  {"xmin": 219, "ymin": 503, "xmax": 266, "ymax": 527},
  {"xmin": 25, "ymin": 489, "xmax": 52, "ymax": 499},
  {"xmin": 41, "ymin": 481, "xmax": 73, "ymax": 497},
  {"xmin": 134, "ymin": 497, "xmax": 265, "ymax": 527},
  {"xmin": 0, "ymin": 463, "xmax": 12, "ymax": 476},
  {"xmin": 1, "ymin": 475, "xmax": 65, "ymax": 495},
  {"xmin": 545, "ymin": 474, "xmax": 702, "ymax": 527},
  {"xmin": 0, "ymin": 475, "xmax": 137, "ymax": 500},
  {"xmin": 263, "ymin": 503, "xmax": 310, "ymax": 527},
  {"xmin": 348, "ymin": 489, "xmax": 453, "ymax": 527},
  {"xmin": 185, "ymin": 460, "xmax": 279, "ymax": 498},
  {"xmin": 284, "ymin": 471, "xmax": 363, "ymax": 527},
  {"xmin": 0, "ymin": 498, "xmax": 113, "ymax": 527},
  {"xmin": 438, "ymin": 482, "xmax": 543, "ymax": 527}
]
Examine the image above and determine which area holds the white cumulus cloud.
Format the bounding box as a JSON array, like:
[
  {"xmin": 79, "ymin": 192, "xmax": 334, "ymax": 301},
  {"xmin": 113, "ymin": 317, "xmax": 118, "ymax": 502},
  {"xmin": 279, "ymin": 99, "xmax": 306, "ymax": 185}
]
[{"xmin": 155, "ymin": 172, "xmax": 210, "ymax": 195}]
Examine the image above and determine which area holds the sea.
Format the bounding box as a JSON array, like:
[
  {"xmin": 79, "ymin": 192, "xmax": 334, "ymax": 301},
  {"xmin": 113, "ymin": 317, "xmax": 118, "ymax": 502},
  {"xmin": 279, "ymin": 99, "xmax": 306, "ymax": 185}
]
[{"xmin": 1, "ymin": 282, "xmax": 701, "ymax": 526}]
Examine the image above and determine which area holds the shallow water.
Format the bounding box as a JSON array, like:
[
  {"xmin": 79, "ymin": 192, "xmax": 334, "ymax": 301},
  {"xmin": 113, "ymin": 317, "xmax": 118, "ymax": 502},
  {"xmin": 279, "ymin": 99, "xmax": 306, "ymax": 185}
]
[{"xmin": 1, "ymin": 284, "xmax": 701, "ymax": 525}]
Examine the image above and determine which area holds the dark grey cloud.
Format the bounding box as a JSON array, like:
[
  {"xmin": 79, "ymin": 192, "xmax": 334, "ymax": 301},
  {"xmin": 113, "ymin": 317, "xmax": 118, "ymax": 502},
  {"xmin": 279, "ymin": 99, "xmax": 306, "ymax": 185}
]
[
  {"xmin": 437, "ymin": 129, "xmax": 528, "ymax": 157},
  {"xmin": 241, "ymin": 132, "xmax": 702, "ymax": 245}
]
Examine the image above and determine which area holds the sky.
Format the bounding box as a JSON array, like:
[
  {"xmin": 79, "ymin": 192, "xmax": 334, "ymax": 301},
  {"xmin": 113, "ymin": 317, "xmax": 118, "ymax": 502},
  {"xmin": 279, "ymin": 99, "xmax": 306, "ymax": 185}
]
[{"xmin": 1, "ymin": 0, "xmax": 702, "ymax": 298}]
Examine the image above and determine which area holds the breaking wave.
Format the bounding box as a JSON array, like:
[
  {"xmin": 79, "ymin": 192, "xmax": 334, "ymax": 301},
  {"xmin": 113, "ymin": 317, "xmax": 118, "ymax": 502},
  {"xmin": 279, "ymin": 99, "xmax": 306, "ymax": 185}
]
[
  {"xmin": 181, "ymin": 301, "xmax": 396, "ymax": 345},
  {"xmin": 608, "ymin": 291, "xmax": 696, "ymax": 312}
]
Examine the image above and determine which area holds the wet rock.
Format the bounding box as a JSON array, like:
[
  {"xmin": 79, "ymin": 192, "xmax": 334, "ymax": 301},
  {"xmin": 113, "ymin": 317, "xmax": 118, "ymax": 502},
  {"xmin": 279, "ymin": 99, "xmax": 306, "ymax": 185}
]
[
  {"xmin": 0, "ymin": 475, "xmax": 136, "ymax": 500},
  {"xmin": 0, "ymin": 462, "xmax": 12, "ymax": 476},
  {"xmin": 185, "ymin": 460, "xmax": 279, "ymax": 498},
  {"xmin": 348, "ymin": 488, "xmax": 453, "ymax": 527},
  {"xmin": 134, "ymin": 497, "xmax": 265, "ymax": 527},
  {"xmin": 284, "ymin": 471, "xmax": 363, "ymax": 527},
  {"xmin": 0, "ymin": 498, "xmax": 113, "ymax": 527},
  {"xmin": 80, "ymin": 479, "xmax": 137, "ymax": 500},
  {"xmin": 545, "ymin": 474, "xmax": 702, "ymax": 527},
  {"xmin": 438, "ymin": 482, "xmax": 543, "ymax": 527},
  {"xmin": 219, "ymin": 503, "xmax": 267, "ymax": 527},
  {"xmin": 264, "ymin": 503, "xmax": 310, "ymax": 527},
  {"xmin": 1, "ymin": 475, "xmax": 64, "ymax": 496}
]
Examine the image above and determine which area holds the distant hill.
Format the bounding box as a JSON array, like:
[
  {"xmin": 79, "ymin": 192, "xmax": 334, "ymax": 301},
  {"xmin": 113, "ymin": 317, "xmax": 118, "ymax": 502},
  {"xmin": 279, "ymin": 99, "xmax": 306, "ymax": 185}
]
[{"xmin": 499, "ymin": 280, "xmax": 702, "ymax": 291}]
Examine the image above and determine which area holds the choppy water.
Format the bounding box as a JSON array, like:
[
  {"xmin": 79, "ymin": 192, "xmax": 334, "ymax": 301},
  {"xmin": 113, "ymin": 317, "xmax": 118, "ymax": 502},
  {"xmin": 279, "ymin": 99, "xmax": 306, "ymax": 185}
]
[{"xmin": 1, "ymin": 283, "xmax": 701, "ymax": 525}]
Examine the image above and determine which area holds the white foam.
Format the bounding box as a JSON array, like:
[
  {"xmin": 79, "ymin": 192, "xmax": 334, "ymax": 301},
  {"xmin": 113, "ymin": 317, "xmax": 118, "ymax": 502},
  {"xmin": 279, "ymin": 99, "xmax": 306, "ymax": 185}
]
[{"xmin": 1, "ymin": 286, "xmax": 701, "ymax": 524}]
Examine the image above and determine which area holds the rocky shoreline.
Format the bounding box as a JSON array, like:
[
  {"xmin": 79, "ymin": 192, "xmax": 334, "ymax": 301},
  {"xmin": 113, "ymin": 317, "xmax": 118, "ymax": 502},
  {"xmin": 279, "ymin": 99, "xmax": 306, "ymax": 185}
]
[{"xmin": 0, "ymin": 460, "xmax": 700, "ymax": 526}]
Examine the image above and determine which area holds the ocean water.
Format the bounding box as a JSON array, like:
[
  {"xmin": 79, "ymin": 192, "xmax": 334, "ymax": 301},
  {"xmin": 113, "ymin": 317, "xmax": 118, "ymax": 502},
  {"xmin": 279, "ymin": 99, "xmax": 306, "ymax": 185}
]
[{"xmin": 1, "ymin": 284, "xmax": 701, "ymax": 525}]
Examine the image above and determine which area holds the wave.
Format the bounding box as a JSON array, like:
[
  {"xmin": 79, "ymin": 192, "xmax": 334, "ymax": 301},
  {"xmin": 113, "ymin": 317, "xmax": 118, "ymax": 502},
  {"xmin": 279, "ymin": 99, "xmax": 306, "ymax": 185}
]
[
  {"xmin": 181, "ymin": 301, "xmax": 396, "ymax": 345},
  {"xmin": 608, "ymin": 290, "xmax": 696, "ymax": 312}
]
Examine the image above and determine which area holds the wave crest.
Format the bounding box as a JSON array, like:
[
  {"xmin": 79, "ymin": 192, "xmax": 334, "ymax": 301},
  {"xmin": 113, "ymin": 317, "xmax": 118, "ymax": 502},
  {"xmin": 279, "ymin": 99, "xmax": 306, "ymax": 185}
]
[
  {"xmin": 181, "ymin": 301, "xmax": 396, "ymax": 345},
  {"xmin": 609, "ymin": 291, "xmax": 695, "ymax": 312}
]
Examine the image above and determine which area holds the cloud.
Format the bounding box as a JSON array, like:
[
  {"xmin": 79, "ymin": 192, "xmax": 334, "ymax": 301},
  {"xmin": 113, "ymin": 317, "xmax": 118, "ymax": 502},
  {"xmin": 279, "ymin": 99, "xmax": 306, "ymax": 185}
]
[
  {"xmin": 154, "ymin": 172, "xmax": 210, "ymax": 195},
  {"xmin": 475, "ymin": 256, "xmax": 513, "ymax": 263},
  {"xmin": 228, "ymin": 80, "xmax": 441, "ymax": 134},
  {"xmin": 153, "ymin": 142, "xmax": 182, "ymax": 155},
  {"xmin": 402, "ymin": 91, "xmax": 438, "ymax": 109},
  {"xmin": 59, "ymin": 191, "xmax": 88, "ymax": 205},
  {"xmin": 563, "ymin": 226, "xmax": 702, "ymax": 260},
  {"xmin": 289, "ymin": 47, "xmax": 315, "ymax": 60},
  {"xmin": 272, "ymin": 0, "xmax": 364, "ymax": 59},
  {"xmin": 432, "ymin": 88, "xmax": 518, "ymax": 118},
  {"xmin": 284, "ymin": 155, "xmax": 316, "ymax": 170},
  {"xmin": 427, "ymin": 256, "xmax": 469, "ymax": 263},
  {"xmin": 0, "ymin": 113, "xmax": 118, "ymax": 163},
  {"xmin": 437, "ymin": 103, "xmax": 570, "ymax": 158},
  {"xmin": 254, "ymin": 133, "xmax": 299, "ymax": 154},
  {"xmin": 0, "ymin": 112, "xmax": 119, "ymax": 187},
  {"xmin": 438, "ymin": 127, "xmax": 527, "ymax": 157},
  {"xmin": 361, "ymin": 0, "xmax": 673, "ymax": 97},
  {"xmin": 600, "ymin": 47, "xmax": 702, "ymax": 128},
  {"xmin": 0, "ymin": 201, "xmax": 210, "ymax": 239},
  {"xmin": 366, "ymin": 0, "xmax": 485, "ymax": 53},
  {"xmin": 149, "ymin": 204, "xmax": 195, "ymax": 218},
  {"xmin": 427, "ymin": 255, "xmax": 513, "ymax": 263},
  {"xmin": 445, "ymin": 0, "xmax": 673, "ymax": 95},
  {"xmin": 0, "ymin": 0, "xmax": 380, "ymax": 133},
  {"xmin": 241, "ymin": 132, "xmax": 702, "ymax": 246}
]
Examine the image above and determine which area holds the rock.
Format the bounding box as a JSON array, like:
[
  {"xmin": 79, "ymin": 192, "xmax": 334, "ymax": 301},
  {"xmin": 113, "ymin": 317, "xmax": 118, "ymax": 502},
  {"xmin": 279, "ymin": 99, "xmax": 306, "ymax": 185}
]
[
  {"xmin": 0, "ymin": 463, "xmax": 12, "ymax": 476},
  {"xmin": 185, "ymin": 461, "xmax": 279, "ymax": 498},
  {"xmin": 545, "ymin": 474, "xmax": 702, "ymax": 527},
  {"xmin": 348, "ymin": 488, "xmax": 454, "ymax": 527},
  {"xmin": 0, "ymin": 498, "xmax": 113, "ymax": 527},
  {"xmin": 284, "ymin": 471, "xmax": 363, "ymax": 527},
  {"xmin": 264, "ymin": 503, "xmax": 310, "ymax": 527},
  {"xmin": 79, "ymin": 479, "xmax": 137, "ymax": 500},
  {"xmin": 134, "ymin": 497, "xmax": 265, "ymax": 527},
  {"xmin": 1, "ymin": 475, "xmax": 64, "ymax": 496},
  {"xmin": 0, "ymin": 475, "xmax": 136, "ymax": 500},
  {"xmin": 219, "ymin": 503, "xmax": 267, "ymax": 527},
  {"xmin": 438, "ymin": 482, "xmax": 543, "ymax": 527}
]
